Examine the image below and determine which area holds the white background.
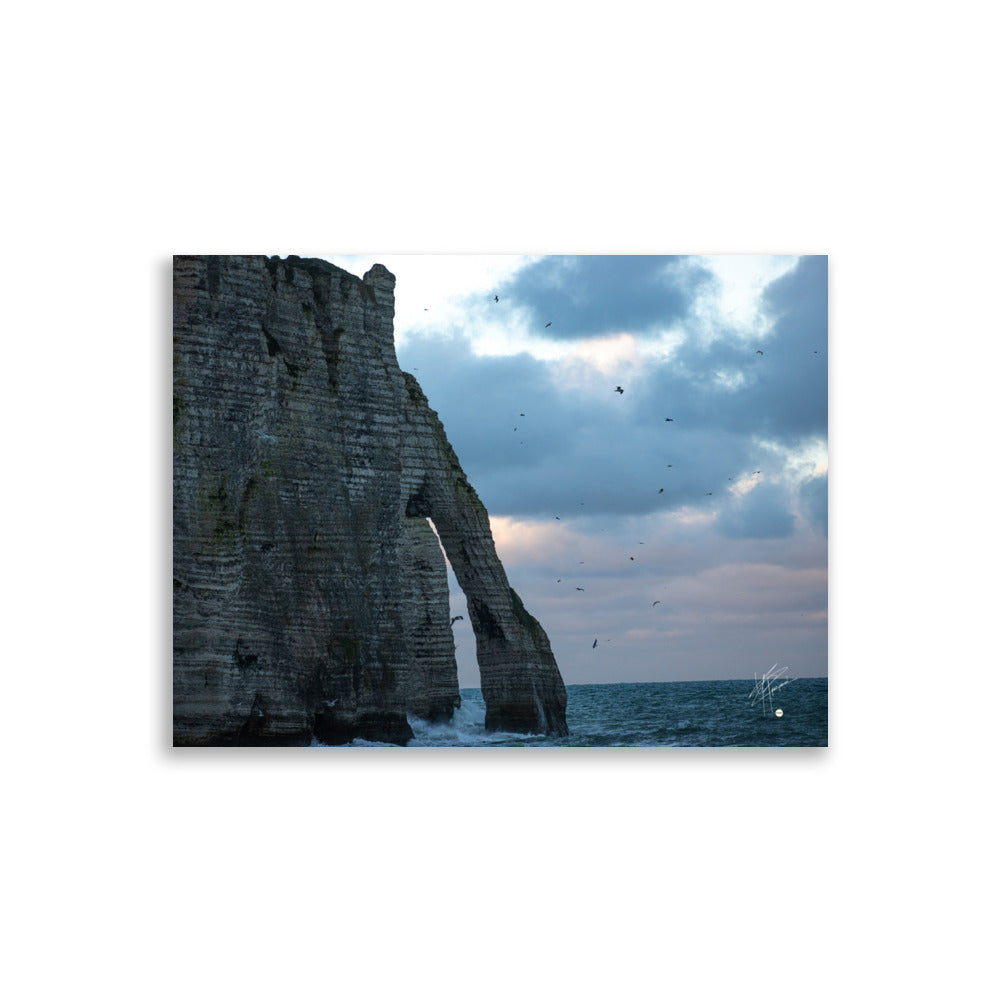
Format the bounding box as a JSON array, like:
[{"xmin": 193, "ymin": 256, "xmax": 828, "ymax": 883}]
[{"xmin": 3, "ymin": 2, "xmax": 995, "ymax": 997}]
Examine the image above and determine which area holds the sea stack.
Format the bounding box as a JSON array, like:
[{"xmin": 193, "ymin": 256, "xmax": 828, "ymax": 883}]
[{"xmin": 173, "ymin": 255, "xmax": 568, "ymax": 745}]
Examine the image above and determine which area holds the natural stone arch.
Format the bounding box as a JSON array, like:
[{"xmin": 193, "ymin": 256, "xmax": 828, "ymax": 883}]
[
  {"xmin": 173, "ymin": 255, "xmax": 567, "ymax": 745},
  {"xmin": 399, "ymin": 376, "xmax": 568, "ymax": 736}
]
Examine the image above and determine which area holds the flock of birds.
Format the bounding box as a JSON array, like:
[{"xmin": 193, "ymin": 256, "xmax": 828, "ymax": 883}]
[
  {"xmin": 442, "ymin": 291, "xmax": 820, "ymax": 652},
  {"xmin": 485, "ymin": 294, "xmax": 698, "ymax": 650}
]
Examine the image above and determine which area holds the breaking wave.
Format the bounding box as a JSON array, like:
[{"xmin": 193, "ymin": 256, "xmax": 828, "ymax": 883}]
[{"xmin": 407, "ymin": 689, "xmax": 542, "ymax": 746}]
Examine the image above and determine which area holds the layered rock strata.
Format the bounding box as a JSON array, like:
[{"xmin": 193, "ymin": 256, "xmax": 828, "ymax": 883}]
[
  {"xmin": 399, "ymin": 515, "xmax": 461, "ymax": 723},
  {"xmin": 173, "ymin": 255, "xmax": 568, "ymax": 745}
]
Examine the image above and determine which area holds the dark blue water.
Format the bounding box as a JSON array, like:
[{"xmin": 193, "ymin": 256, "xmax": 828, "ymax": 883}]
[{"xmin": 326, "ymin": 678, "xmax": 828, "ymax": 747}]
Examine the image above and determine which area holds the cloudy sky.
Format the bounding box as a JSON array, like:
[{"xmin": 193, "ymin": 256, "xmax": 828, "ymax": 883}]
[{"xmin": 324, "ymin": 254, "xmax": 828, "ymax": 687}]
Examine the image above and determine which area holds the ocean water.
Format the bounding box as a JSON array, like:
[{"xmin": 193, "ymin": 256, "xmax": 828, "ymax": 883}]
[{"xmin": 324, "ymin": 678, "xmax": 828, "ymax": 748}]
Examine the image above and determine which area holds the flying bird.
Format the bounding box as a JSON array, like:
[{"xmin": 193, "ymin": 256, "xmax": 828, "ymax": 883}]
[
  {"xmin": 545, "ymin": 322, "xmax": 552, "ymax": 328},
  {"xmin": 756, "ymin": 350, "xmax": 764, "ymax": 355},
  {"xmin": 615, "ymin": 386, "xmax": 624, "ymax": 394},
  {"xmin": 450, "ymin": 615, "xmax": 464, "ymax": 626},
  {"xmin": 576, "ymin": 587, "xmax": 585, "ymax": 592},
  {"xmin": 664, "ymin": 417, "xmax": 674, "ymax": 422},
  {"xmin": 652, "ymin": 600, "xmax": 661, "ymax": 607},
  {"xmin": 494, "ymin": 295, "xmax": 498, "ymax": 302},
  {"xmin": 592, "ymin": 639, "xmax": 598, "ymax": 649},
  {"xmin": 658, "ymin": 488, "xmax": 664, "ymax": 494}
]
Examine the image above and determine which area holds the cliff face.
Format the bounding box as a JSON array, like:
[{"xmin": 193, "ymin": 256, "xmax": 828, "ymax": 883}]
[{"xmin": 173, "ymin": 255, "xmax": 568, "ymax": 745}]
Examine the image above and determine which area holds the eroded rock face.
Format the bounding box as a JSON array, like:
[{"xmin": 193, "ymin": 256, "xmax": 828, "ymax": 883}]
[
  {"xmin": 399, "ymin": 515, "xmax": 461, "ymax": 723},
  {"xmin": 173, "ymin": 255, "xmax": 567, "ymax": 745}
]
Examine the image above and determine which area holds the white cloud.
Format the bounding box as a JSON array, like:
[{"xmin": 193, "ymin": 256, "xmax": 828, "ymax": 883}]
[
  {"xmin": 334, "ymin": 252, "xmax": 790, "ymax": 351},
  {"xmin": 321, "ymin": 253, "xmax": 539, "ymax": 347},
  {"xmin": 755, "ymin": 434, "xmax": 829, "ymax": 486},
  {"xmin": 692, "ymin": 254, "xmax": 800, "ymax": 340}
]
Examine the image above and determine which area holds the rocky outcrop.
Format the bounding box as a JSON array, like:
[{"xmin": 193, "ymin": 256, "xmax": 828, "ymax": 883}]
[
  {"xmin": 399, "ymin": 515, "xmax": 461, "ymax": 723},
  {"xmin": 398, "ymin": 375, "xmax": 568, "ymax": 736},
  {"xmin": 173, "ymin": 255, "xmax": 568, "ymax": 745}
]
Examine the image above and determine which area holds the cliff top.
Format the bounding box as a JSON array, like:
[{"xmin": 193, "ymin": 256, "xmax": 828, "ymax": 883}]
[{"xmin": 265, "ymin": 255, "xmax": 395, "ymax": 290}]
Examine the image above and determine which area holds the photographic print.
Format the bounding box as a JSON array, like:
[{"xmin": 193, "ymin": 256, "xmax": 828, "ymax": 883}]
[{"xmin": 173, "ymin": 254, "xmax": 828, "ymax": 747}]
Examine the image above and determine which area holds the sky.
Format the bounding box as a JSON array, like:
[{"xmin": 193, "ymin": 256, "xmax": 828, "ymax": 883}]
[{"xmin": 324, "ymin": 253, "xmax": 828, "ymax": 687}]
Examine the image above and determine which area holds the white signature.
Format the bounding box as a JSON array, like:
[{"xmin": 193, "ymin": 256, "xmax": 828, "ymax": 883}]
[{"xmin": 749, "ymin": 663, "xmax": 794, "ymax": 717}]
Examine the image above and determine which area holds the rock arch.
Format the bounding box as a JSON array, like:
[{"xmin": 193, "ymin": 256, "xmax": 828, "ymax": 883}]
[
  {"xmin": 173, "ymin": 255, "xmax": 567, "ymax": 745},
  {"xmin": 399, "ymin": 375, "xmax": 568, "ymax": 736}
]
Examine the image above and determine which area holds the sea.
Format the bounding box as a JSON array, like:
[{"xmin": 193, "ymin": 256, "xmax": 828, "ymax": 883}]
[{"xmin": 318, "ymin": 678, "xmax": 828, "ymax": 748}]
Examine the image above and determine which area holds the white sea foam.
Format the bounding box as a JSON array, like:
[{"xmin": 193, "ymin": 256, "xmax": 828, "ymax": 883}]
[
  {"xmin": 407, "ymin": 697, "xmax": 488, "ymax": 746},
  {"xmin": 406, "ymin": 694, "xmax": 542, "ymax": 746}
]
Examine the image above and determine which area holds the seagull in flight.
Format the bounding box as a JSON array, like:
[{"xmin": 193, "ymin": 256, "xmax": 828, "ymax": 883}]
[
  {"xmin": 652, "ymin": 601, "xmax": 661, "ymax": 607},
  {"xmin": 545, "ymin": 322, "xmax": 552, "ymax": 328},
  {"xmin": 450, "ymin": 615, "xmax": 464, "ymax": 626},
  {"xmin": 494, "ymin": 295, "xmax": 498, "ymax": 302},
  {"xmin": 615, "ymin": 386, "xmax": 624, "ymax": 394},
  {"xmin": 664, "ymin": 417, "xmax": 674, "ymax": 422},
  {"xmin": 592, "ymin": 639, "xmax": 598, "ymax": 649},
  {"xmin": 756, "ymin": 350, "xmax": 764, "ymax": 355}
]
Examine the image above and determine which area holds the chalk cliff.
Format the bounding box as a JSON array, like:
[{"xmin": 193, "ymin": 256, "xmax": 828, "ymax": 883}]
[{"xmin": 173, "ymin": 255, "xmax": 568, "ymax": 745}]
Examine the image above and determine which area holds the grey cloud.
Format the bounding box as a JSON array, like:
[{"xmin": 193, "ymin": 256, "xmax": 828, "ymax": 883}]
[
  {"xmin": 800, "ymin": 473, "xmax": 828, "ymax": 537},
  {"xmin": 401, "ymin": 334, "xmax": 799, "ymax": 526},
  {"xmin": 716, "ymin": 481, "xmax": 795, "ymax": 540},
  {"xmin": 634, "ymin": 255, "xmax": 828, "ymax": 445},
  {"xmin": 491, "ymin": 255, "xmax": 714, "ymax": 340},
  {"xmin": 397, "ymin": 256, "xmax": 827, "ymax": 541},
  {"xmin": 743, "ymin": 254, "xmax": 828, "ymax": 440},
  {"xmin": 399, "ymin": 333, "xmax": 589, "ymax": 481}
]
